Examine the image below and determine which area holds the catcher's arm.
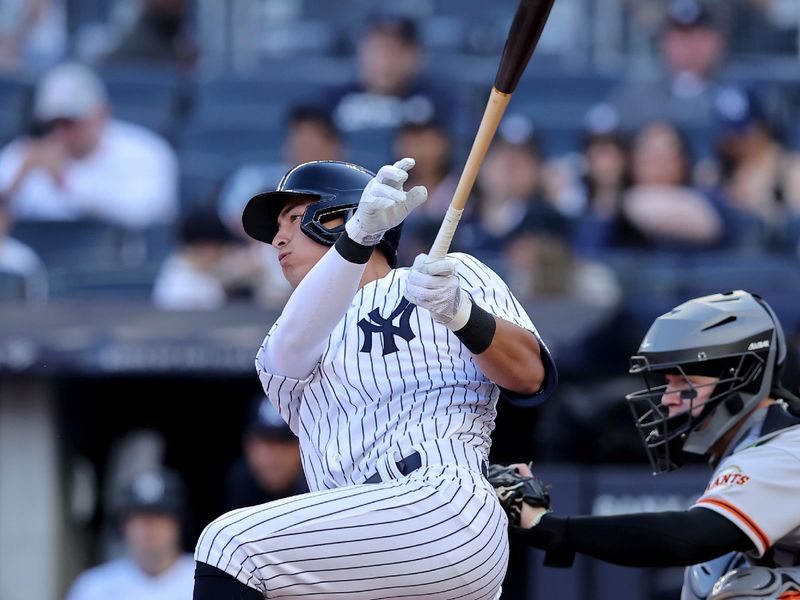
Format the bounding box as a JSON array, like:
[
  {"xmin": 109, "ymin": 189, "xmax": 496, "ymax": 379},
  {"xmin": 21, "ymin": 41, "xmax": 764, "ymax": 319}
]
[
  {"xmin": 486, "ymin": 462, "xmax": 551, "ymax": 528},
  {"xmin": 513, "ymin": 463, "xmax": 551, "ymax": 528},
  {"xmin": 491, "ymin": 463, "xmax": 752, "ymax": 569}
]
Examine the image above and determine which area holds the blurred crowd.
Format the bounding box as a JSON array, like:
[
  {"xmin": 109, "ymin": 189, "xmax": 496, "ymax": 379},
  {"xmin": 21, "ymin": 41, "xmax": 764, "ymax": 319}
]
[
  {"xmin": 1, "ymin": 1, "xmax": 797, "ymax": 596},
  {"xmin": 61, "ymin": 394, "xmax": 305, "ymax": 599},
  {"xmin": 0, "ymin": 0, "xmax": 797, "ymax": 313}
]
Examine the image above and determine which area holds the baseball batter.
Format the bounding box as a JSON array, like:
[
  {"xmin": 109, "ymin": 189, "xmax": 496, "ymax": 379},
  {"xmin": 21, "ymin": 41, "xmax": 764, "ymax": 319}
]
[
  {"xmin": 512, "ymin": 290, "xmax": 800, "ymax": 600},
  {"xmin": 193, "ymin": 159, "xmax": 557, "ymax": 599}
]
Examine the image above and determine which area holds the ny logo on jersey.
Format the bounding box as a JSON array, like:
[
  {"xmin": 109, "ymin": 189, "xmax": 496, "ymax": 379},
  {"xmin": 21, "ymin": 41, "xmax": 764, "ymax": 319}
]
[{"xmin": 357, "ymin": 298, "xmax": 416, "ymax": 356}]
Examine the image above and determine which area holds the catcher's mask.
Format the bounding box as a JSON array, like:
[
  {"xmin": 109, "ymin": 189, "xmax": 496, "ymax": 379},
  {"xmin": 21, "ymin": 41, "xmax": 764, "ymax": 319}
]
[
  {"xmin": 625, "ymin": 290, "xmax": 786, "ymax": 474},
  {"xmin": 241, "ymin": 160, "xmax": 402, "ymax": 268}
]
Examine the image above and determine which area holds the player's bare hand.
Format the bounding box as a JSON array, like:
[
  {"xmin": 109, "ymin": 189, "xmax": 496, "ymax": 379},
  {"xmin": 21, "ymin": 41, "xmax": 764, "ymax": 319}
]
[
  {"xmin": 345, "ymin": 158, "xmax": 427, "ymax": 246},
  {"xmin": 512, "ymin": 463, "xmax": 533, "ymax": 477},
  {"xmin": 520, "ymin": 504, "xmax": 550, "ymax": 529},
  {"xmin": 404, "ymin": 253, "xmax": 471, "ymax": 328}
]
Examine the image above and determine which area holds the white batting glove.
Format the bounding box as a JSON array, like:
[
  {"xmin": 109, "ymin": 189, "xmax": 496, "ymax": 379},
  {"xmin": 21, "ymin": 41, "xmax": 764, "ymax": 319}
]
[
  {"xmin": 345, "ymin": 158, "xmax": 428, "ymax": 246},
  {"xmin": 404, "ymin": 254, "xmax": 472, "ymax": 330}
]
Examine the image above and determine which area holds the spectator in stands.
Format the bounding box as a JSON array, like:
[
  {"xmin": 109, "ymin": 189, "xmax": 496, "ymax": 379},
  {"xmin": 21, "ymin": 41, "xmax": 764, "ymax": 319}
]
[
  {"xmin": 568, "ymin": 130, "xmax": 632, "ymax": 254},
  {"xmin": 457, "ymin": 115, "xmax": 566, "ymax": 264},
  {"xmin": 611, "ymin": 0, "xmax": 726, "ymax": 139},
  {"xmin": 0, "ymin": 203, "xmax": 47, "ymax": 301},
  {"xmin": 216, "ymin": 107, "xmax": 343, "ymax": 307},
  {"xmin": 0, "ymin": 0, "xmax": 66, "ymax": 72},
  {"xmin": 456, "ymin": 116, "xmax": 619, "ymax": 304},
  {"xmin": 391, "ymin": 116, "xmax": 459, "ymax": 265},
  {"xmin": 66, "ymin": 468, "xmax": 194, "ymax": 600},
  {"xmin": 100, "ymin": 0, "xmax": 196, "ymax": 68},
  {"xmin": 708, "ymin": 85, "xmax": 800, "ymax": 241},
  {"xmin": 614, "ymin": 121, "xmax": 724, "ymax": 250},
  {"xmin": 219, "ymin": 107, "xmax": 345, "ymax": 233},
  {"xmin": 152, "ymin": 208, "xmax": 236, "ymax": 310},
  {"xmin": 0, "ymin": 62, "xmax": 178, "ymax": 229},
  {"xmin": 325, "ymin": 15, "xmax": 460, "ymax": 135},
  {"xmin": 553, "ymin": 104, "xmax": 633, "ymax": 255},
  {"xmin": 223, "ymin": 394, "xmax": 307, "ymax": 512}
]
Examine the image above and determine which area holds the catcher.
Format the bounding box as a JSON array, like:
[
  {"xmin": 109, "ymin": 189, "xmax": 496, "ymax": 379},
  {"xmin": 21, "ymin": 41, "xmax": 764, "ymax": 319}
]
[{"xmin": 488, "ymin": 291, "xmax": 800, "ymax": 600}]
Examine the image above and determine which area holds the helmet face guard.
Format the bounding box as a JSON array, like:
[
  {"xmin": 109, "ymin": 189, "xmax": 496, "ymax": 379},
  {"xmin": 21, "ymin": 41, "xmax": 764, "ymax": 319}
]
[
  {"xmin": 626, "ymin": 351, "xmax": 766, "ymax": 474},
  {"xmin": 299, "ymin": 196, "xmax": 357, "ymax": 245},
  {"xmin": 241, "ymin": 161, "xmax": 402, "ymax": 267}
]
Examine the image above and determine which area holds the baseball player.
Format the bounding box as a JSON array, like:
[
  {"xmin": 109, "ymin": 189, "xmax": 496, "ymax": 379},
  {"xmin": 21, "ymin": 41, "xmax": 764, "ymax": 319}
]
[
  {"xmin": 193, "ymin": 159, "xmax": 558, "ymax": 599},
  {"xmin": 67, "ymin": 469, "xmax": 194, "ymax": 600},
  {"xmin": 509, "ymin": 290, "xmax": 800, "ymax": 600}
]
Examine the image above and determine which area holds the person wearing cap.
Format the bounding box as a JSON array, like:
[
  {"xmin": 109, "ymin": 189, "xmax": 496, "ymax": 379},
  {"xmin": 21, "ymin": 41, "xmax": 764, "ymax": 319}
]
[
  {"xmin": 708, "ymin": 85, "xmax": 800, "ymax": 236},
  {"xmin": 0, "ymin": 62, "xmax": 178, "ymax": 229},
  {"xmin": 323, "ymin": 14, "xmax": 462, "ymax": 148},
  {"xmin": 212, "ymin": 106, "xmax": 345, "ymax": 308},
  {"xmin": 152, "ymin": 207, "xmax": 239, "ymax": 310},
  {"xmin": 610, "ymin": 0, "xmax": 727, "ymax": 138},
  {"xmin": 458, "ymin": 114, "xmax": 567, "ymax": 260},
  {"xmin": 222, "ymin": 394, "xmax": 308, "ymax": 511},
  {"xmin": 390, "ymin": 116, "xmax": 459, "ymax": 265},
  {"xmin": 65, "ymin": 468, "xmax": 194, "ymax": 600}
]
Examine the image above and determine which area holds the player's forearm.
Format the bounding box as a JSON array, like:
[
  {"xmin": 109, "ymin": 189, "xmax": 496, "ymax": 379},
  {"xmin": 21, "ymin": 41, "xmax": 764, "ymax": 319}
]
[
  {"xmin": 265, "ymin": 236, "xmax": 368, "ymax": 378},
  {"xmin": 470, "ymin": 316, "xmax": 545, "ymax": 395},
  {"xmin": 517, "ymin": 509, "xmax": 753, "ymax": 568}
]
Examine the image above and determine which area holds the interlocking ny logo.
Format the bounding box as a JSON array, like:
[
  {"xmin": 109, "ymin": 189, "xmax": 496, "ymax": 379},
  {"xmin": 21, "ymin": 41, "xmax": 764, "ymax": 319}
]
[{"xmin": 357, "ymin": 298, "xmax": 416, "ymax": 356}]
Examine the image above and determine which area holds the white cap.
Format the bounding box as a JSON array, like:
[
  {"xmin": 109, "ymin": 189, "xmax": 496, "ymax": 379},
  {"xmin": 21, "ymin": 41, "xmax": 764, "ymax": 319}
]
[{"xmin": 33, "ymin": 62, "xmax": 108, "ymax": 122}]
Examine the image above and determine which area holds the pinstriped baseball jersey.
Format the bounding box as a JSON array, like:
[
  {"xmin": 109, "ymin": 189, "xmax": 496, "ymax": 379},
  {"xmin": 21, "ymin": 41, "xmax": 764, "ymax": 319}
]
[
  {"xmin": 692, "ymin": 421, "xmax": 800, "ymax": 566},
  {"xmin": 194, "ymin": 251, "xmax": 555, "ymax": 598},
  {"xmin": 256, "ymin": 252, "xmax": 556, "ymax": 491}
]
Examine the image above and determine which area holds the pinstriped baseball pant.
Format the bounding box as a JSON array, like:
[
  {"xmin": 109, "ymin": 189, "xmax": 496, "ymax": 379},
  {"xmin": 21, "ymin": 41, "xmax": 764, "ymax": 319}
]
[{"xmin": 195, "ymin": 463, "xmax": 508, "ymax": 599}]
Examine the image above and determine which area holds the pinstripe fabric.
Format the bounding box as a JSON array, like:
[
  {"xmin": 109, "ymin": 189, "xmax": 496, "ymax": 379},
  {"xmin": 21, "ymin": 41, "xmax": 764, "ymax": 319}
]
[
  {"xmin": 196, "ymin": 455, "xmax": 509, "ymax": 598},
  {"xmin": 195, "ymin": 253, "xmax": 553, "ymax": 597},
  {"xmin": 256, "ymin": 253, "xmax": 549, "ymax": 491}
]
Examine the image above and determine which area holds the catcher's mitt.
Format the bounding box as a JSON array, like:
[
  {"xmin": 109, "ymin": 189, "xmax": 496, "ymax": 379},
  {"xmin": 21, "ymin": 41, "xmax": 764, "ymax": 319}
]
[{"xmin": 486, "ymin": 463, "xmax": 551, "ymax": 527}]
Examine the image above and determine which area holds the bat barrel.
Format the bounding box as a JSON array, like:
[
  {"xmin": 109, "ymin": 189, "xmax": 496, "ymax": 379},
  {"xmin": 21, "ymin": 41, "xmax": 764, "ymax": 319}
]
[{"xmin": 494, "ymin": 0, "xmax": 556, "ymax": 94}]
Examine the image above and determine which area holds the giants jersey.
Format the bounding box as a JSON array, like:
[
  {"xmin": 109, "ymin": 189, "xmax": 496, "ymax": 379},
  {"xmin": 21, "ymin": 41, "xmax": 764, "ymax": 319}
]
[
  {"xmin": 693, "ymin": 417, "xmax": 800, "ymax": 566},
  {"xmin": 256, "ymin": 252, "xmax": 556, "ymax": 491}
]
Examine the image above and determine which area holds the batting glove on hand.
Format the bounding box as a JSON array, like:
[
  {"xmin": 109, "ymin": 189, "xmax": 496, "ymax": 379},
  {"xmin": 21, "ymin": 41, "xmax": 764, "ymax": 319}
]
[
  {"xmin": 404, "ymin": 253, "xmax": 472, "ymax": 329},
  {"xmin": 345, "ymin": 158, "xmax": 427, "ymax": 246}
]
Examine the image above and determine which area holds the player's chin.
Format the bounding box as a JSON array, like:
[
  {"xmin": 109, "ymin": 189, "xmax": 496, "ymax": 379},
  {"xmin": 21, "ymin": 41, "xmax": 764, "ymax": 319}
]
[{"xmin": 281, "ymin": 265, "xmax": 304, "ymax": 289}]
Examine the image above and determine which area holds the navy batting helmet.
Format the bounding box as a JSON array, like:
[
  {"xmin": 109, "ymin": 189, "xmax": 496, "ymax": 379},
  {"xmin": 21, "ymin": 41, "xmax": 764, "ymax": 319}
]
[{"xmin": 242, "ymin": 161, "xmax": 403, "ymax": 268}]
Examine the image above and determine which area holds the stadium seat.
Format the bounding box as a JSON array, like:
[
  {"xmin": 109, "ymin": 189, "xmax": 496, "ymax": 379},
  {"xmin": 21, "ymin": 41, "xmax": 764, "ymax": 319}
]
[
  {"xmin": 47, "ymin": 264, "xmax": 160, "ymax": 301},
  {"xmin": 0, "ymin": 75, "xmax": 34, "ymax": 144},
  {"xmin": 96, "ymin": 66, "xmax": 189, "ymax": 137},
  {"xmin": 0, "ymin": 271, "xmax": 26, "ymax": 302},
  {"xmin": 10, "ymin": 220, "xmax": 126, "ymax": 269}
]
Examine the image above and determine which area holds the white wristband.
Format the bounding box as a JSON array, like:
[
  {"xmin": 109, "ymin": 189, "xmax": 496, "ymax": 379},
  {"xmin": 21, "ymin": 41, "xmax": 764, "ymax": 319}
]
[{"xmin": 447, "ymin": 293, "xmax": 472, "ymax": 331}]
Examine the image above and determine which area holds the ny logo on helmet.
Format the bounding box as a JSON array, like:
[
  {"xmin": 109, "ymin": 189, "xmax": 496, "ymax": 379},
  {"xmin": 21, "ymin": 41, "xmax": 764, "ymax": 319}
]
[{"xmin": 357, "ymin": 298, "xmax": 416, "ymax": 356}]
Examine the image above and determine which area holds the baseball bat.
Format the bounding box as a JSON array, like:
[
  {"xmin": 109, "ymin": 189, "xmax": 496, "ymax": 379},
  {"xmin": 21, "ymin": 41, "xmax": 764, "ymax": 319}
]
[{"xmin": 428, "ymin": 0, "xmax": 557, "ymax": 261}]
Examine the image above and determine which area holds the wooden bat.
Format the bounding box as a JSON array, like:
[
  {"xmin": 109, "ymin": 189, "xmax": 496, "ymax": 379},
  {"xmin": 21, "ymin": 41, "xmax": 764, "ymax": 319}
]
[{"xmin": 428, "ymin": 0, "xmax": 557, "ymax": 260}]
